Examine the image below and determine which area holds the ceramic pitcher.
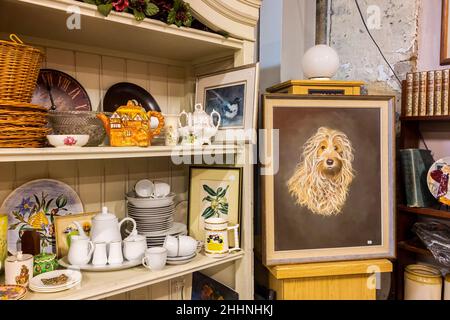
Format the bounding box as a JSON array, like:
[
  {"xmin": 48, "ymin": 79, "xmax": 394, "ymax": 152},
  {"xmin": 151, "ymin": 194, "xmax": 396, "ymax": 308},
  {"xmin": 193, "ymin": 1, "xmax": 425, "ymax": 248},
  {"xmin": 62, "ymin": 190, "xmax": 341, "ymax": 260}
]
[
  {"xmin": 204, "ymin": 217, "xmax": 240, "ymax": 258},
  {"xmin": 68, "ymin": 236, "xmax": 94, "ymax": 266}
]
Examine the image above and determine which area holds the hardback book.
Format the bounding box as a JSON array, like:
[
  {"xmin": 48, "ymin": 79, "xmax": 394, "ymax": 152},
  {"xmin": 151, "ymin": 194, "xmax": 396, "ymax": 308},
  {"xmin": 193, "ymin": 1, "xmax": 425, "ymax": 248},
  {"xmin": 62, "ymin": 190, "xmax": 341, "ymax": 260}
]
[
  {"xmin": 443, "ymin": 69, "xmax": 449, "ymax": 115},
  {"xmin": 412, "ymin": 72, "xmax": 420, "ymax": 116},
  {"xmin": 405, "ymin": 72, "xmax": 414, "ymax": 116},
  {"xmin": 399, "ymin": 149, "xmax": 436, "ymax": 208},
  {"xmin": 419, "ymin": 71, "xmax": 428, "ymax": 116},
  {"xmin": 427, "ymin": 71, "xmax": 435, "ymax": 116},
  {"xmin": 435, "ymin": 70, "xmax": 443, "ymax": 116}
]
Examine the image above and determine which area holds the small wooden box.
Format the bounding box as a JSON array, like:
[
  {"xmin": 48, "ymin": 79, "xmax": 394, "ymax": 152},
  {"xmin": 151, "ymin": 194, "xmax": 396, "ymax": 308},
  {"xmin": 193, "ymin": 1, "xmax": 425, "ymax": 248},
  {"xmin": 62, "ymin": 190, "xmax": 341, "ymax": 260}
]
[
  {"xmin": 268, "ymin": 259, "xmax": 392, "ymax": 300},
  {"xmin": 267, "ymin": 80, "xmax": 364, "ymax": 96}
]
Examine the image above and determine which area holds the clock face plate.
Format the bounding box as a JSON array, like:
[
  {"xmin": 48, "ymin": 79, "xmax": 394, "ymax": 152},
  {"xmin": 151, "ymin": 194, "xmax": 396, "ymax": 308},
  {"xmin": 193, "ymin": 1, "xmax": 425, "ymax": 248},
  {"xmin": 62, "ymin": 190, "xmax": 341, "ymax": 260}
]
[{"xmin": 31, "ymin": 69, "xmax": 92, "ymax": 111}]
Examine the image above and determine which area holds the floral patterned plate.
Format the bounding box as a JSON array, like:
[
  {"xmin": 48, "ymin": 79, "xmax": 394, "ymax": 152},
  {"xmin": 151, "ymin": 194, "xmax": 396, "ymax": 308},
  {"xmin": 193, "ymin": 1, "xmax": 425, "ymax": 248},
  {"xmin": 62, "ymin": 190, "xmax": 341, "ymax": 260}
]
[
  {"xmin": 1, "ymin": 179, "xmax": 84, "ymax": 254},
  {"xmin": 0, "ymin": 285, "xmax": 27, "ymax": 300}
]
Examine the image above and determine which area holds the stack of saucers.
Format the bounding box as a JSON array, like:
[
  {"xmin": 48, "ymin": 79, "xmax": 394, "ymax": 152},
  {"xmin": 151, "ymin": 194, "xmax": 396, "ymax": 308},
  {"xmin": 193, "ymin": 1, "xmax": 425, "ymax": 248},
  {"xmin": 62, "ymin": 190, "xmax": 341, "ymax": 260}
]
[
  {"xmin": 144, "ymin": 222, "xmax": 187, "ymax": 248},
  {"xmin": 29, "ymin": 270, "xmax": 82, "ymax": 293}
]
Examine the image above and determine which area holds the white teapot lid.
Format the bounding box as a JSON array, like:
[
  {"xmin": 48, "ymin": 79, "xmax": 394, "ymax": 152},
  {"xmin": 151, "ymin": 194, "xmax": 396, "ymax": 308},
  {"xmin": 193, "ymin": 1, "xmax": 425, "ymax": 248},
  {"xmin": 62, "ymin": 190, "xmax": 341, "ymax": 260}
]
[{"xmin": 94, "ymin": 207, "xmax": 117, "ymax": 221}]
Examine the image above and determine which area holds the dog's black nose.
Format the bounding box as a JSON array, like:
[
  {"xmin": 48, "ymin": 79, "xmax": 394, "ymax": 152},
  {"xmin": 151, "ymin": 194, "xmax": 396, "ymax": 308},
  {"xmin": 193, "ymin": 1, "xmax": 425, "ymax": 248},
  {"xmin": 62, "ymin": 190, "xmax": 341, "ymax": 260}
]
[{"xmin": 326, "ymin": 159, "xmax": 334, "ymax": 166}]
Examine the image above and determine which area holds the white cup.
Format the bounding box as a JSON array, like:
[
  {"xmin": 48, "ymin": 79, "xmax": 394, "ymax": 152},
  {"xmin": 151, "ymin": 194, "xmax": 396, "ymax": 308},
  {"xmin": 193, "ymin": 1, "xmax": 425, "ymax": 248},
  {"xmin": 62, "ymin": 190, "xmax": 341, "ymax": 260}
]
[
  {"xmin": 153, "ymin": 181, "xmax": 171, "ymax": 198},
  {"xmin": 163, "ymin": 235, "xmax": 178, "ymax": 257},
  {"xmin": 178, "ymin": 235, "xmax": 199, "ymax": 257},
  {"xmin": 163, "ymin": 235, "xmax": 198, "ymax": 258},
  {"xmin": 123, "ymin": 235, "xmax": 147, "ymax": 261},
  {"xmin": 135, "ymin": 179, "xmax": 154, "ymax": 198},
  {"xmin": 142, "ymin": 247, "xmax": 167, "ymax": 271}
]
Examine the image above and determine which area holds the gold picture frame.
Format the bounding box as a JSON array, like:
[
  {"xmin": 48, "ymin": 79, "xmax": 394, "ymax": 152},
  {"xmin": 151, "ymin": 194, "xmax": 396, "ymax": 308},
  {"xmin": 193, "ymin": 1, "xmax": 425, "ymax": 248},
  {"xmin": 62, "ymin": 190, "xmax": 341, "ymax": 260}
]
[
  {"xmin": 262, "ymin": 95, "xmax": 396, "ymax": 266},
  {"xmin": 54, "ymin": 212, "xmax": 96, "ymax": 258},
  {"xmin": 188, "ymin": 166, "xmax": 243, "ymax": 246}
]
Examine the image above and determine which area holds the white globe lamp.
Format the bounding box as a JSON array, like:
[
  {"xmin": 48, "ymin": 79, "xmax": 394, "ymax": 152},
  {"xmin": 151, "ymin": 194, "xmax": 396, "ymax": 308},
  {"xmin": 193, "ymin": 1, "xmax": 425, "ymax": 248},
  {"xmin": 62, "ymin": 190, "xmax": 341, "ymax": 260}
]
[{"xmin": 302, "ymin": 45, "xmax": 340, "ymax": 80}]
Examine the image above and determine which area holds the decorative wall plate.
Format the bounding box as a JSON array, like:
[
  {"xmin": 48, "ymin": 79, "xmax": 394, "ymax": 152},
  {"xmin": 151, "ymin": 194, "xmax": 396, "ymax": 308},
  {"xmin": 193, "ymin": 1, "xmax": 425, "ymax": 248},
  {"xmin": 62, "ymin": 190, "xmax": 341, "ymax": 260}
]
[
  {"xmin": 1, "ymin": 179, "xmax": 84, "ymax": 254},
  {"xmin": 103, "ymin": 82, "xmax": 161, "ymax": 113},
  {"xmin": 0, "ymin": 285, "xmax": 27, "ymax": 300},
  {"xmin": 31, "ymin": 69, "xmax": 91, "ymax": 111},
  {"xmin": 427, "ymin": 157, "xmax": 450, "ymax": 205}
]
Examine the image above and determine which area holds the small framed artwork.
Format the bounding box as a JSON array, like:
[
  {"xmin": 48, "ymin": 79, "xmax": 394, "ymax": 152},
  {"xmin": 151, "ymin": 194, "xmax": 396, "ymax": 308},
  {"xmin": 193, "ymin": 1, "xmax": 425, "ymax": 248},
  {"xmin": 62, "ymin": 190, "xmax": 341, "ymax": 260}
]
[
  {"xmin": 192, "ymin": 272, "xmax": 239, "ymax": 300},
  {"xmin": 195, "ymin": 63, "xmax": 259, "ymax": 143},
  {"xmin": 54, "ymin": 212, "xmax": 96, "ymax": 258},
  {"xmin": 262, "ymin": 95, "xmax": 395, "ymax": 265},
  {"xmin": 442, "ymin": 0, "xmax": 450, "ymax": 65},
  {"xmin": 188, "ymin": 166, "xmax": 242, "ymax": 245}
]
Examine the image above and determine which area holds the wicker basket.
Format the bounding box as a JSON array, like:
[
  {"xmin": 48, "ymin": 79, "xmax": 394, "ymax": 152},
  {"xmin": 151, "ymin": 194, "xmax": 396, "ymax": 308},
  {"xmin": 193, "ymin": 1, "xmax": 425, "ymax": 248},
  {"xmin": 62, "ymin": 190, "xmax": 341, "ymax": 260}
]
[{"xmin": 0, "ymin": 34, "xmax": 44, "ymax": 103}]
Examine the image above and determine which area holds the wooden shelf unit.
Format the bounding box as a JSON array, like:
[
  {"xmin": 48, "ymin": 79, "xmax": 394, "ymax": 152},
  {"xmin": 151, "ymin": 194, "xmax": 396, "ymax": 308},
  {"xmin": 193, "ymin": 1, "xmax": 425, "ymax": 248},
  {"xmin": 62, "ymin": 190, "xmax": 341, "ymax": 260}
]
[
  {"xmin": 21, "ymin": 252, "xmax": 245, "ymax": 300},
  {"xmin": 398, "ymin": 205, "xmax": 450, "ymax": 219},
  {"xmin": 0, "ymin": 145, "xmax": 241, "ymax": 163},
  {"xmin": 0, "ymin": 0, "xmax": 260, "ymax": 300},
  {"xmin": 396, "ymin": 80, "xmax": 450, "ymax": 299}
]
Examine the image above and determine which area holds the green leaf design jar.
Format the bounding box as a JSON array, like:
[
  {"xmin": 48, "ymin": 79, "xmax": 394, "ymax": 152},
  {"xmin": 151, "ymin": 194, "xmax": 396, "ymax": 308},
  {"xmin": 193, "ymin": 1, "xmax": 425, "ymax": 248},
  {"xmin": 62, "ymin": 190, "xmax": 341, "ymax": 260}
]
[{"xmin": 33, "ymin": 253, "xmax": 58, "ymax": 276}]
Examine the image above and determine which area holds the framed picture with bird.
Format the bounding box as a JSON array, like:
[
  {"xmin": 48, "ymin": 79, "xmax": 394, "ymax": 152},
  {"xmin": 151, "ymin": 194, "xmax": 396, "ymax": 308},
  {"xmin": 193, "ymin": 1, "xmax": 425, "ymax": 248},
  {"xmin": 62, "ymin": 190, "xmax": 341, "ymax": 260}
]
[
  {"xmin": 261, "ymin": 95, "xmax": 395, "ymax": 265},
  {"xmin": 195, "ymin": 63, "xmax": 259, "ymax": 144}
]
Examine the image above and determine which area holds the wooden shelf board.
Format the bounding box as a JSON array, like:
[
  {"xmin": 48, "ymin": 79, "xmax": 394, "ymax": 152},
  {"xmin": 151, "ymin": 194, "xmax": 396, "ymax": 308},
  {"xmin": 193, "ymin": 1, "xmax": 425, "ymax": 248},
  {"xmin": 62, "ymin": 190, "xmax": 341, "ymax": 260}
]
[
  {"xmin": 398, "ymin": 205, "xmax": 450, "ymax": 219},
  {"xmin": 400, "ymin": 115, "xmax": 450, "ymax": 122},
  {"xmin": 397, "ymin": 240, "xmax": 432, "ymax": 257},
  {"xmin": 1, "ymin": 0, "xmax": 244, "ymax": 62},
  {"xmin": 21, "ymin": 252, "xmax": 244, "ymax": 300},
  {"xmin": 0, "ymin": 145, "xmax": 241, "ymax": 162}
]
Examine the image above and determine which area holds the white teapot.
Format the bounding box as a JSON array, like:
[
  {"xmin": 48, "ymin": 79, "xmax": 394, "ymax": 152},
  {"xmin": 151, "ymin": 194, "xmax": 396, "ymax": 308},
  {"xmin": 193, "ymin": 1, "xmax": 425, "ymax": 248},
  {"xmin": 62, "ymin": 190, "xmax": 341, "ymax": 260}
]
[
  {"xmin": 74, "ymin": 207, "xmax": 136, "ymax": 244},
  {"xmin": 178, "ymin": 103, "xmax": 221, "ymax": 146}
]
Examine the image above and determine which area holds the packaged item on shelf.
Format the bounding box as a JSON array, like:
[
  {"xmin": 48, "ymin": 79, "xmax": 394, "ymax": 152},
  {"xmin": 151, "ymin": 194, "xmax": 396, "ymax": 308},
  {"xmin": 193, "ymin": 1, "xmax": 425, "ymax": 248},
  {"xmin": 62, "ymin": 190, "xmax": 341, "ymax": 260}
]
[
  {"xmin": 0, "ymin": 214, "xmax": 6, "ymax": 273},
  {"xmin": 413, "ymin": 222, "xmax": 450, "ymax": 266}
]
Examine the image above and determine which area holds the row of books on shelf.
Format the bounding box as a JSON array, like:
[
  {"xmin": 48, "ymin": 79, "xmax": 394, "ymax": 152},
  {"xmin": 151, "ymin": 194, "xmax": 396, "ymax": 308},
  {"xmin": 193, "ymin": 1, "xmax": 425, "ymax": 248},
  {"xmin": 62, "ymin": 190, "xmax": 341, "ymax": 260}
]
[{"xmin": 403, "ymin": 69, "xmax": 450, "ymax": 117}]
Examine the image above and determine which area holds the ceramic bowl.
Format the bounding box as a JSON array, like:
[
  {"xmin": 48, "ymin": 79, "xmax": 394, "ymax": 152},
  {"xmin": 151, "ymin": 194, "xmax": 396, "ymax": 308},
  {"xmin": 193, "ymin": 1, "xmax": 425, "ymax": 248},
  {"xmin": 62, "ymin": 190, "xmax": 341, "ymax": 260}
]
[
  {"xmin": 47, "ymin": 135, "xmax": 89, "ymax": 148},
  {"xmin": 126, "ymin": 191, "xmax": 176, "ymax": 208}
]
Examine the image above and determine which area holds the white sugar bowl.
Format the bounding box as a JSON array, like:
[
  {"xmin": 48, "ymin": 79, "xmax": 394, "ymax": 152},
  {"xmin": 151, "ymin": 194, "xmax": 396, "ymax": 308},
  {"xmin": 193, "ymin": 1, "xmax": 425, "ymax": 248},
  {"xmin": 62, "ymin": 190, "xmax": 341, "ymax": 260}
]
[{"xmin": 123, "ymin": 234, "xmax": 147, "ymax": 261}]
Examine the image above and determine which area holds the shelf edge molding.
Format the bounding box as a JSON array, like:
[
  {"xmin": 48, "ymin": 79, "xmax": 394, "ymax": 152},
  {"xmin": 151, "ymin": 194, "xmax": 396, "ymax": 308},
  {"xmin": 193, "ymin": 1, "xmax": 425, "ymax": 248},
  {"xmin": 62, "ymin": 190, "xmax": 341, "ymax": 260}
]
[{"xmin": 0, "ymin": 145, "xmax": 242, "ymax": 162}]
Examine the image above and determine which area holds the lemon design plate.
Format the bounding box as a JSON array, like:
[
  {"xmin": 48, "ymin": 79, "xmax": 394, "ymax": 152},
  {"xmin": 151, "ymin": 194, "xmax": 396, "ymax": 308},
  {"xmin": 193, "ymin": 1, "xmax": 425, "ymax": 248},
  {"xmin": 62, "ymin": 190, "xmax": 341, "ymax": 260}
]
[{"xmin": 1, "ymin": 179, "xmax": 83, "ymax": 254}]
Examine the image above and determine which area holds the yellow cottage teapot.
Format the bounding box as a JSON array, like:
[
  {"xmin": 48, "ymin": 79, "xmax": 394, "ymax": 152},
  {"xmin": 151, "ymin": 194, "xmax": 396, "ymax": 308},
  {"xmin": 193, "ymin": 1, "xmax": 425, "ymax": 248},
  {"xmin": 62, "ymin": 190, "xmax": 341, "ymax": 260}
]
[{"xmin": 97, "ymin": 100, "xmax": 164, "ymax": 147}]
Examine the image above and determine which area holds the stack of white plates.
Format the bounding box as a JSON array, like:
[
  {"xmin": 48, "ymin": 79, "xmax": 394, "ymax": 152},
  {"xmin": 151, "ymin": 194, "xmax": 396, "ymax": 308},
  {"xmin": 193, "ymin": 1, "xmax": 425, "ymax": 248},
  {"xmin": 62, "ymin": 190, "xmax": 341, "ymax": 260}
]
[
  {"xmin": 128, "ymin": 203, "xmax": 175, "ymax": 234},
  {"xmin": 29, "ymin": 270, "xmax": 82, "ymax": 293},
  {"xmin": 144, "ymin": 222, "xmax": 187, "ymax": 248}
]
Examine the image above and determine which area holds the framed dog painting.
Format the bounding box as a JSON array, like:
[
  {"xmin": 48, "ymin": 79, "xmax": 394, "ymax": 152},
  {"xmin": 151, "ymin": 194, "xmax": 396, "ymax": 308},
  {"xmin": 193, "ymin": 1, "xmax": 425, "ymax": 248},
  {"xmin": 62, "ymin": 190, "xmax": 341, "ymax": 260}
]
[{"xmin": 262, "ymin": 95, "xmax": 395, "ymax": 265}]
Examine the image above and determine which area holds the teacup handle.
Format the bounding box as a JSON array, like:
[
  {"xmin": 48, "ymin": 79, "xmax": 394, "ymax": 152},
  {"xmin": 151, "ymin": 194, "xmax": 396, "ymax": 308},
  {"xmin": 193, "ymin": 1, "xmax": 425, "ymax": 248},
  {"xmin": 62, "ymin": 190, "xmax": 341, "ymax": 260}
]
[
  {"xmin": 147, "ymin": 111, "xmax": 165, "ymax": 137},
  {"xmin": 142, "ymin": 256, "xmax": 152, "ymax": 270},
  {"xmin": 227, "ymin": 224, "xmax": 240, "ymax": 252},
  {"xmin": 120, "ymin": 218, "xmax": 137, "ymax": 241}
]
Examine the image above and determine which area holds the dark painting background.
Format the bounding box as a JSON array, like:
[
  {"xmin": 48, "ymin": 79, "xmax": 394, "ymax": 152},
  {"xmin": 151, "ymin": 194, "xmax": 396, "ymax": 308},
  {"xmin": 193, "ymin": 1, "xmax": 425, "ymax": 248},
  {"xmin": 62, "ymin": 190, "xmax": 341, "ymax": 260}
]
[{"xmin": 273, "ymin": 107, "xmax": 382, "ymax": 251}]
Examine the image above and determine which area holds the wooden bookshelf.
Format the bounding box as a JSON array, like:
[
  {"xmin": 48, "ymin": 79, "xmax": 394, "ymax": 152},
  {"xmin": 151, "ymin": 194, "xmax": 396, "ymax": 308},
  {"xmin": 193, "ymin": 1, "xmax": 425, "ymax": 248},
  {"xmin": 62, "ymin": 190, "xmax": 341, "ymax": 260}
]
[
  {"xmin": 397, "ymin": 239, "xmax": 432, "ymax": 257},
  {"xmin": 400, "ymin": 115, "xmax": 450, "ymax": 121},
  {"xmin": 398, "ymin": 205, "xmax": 450, "ymax": 219}
]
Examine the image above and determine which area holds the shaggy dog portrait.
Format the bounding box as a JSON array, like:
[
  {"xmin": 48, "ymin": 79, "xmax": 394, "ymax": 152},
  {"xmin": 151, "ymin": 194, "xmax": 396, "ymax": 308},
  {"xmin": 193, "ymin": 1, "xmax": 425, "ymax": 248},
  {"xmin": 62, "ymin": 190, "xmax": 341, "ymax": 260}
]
[{"xmin": 287, "ymin": 127, "xmax": 355, "ymax": 216}]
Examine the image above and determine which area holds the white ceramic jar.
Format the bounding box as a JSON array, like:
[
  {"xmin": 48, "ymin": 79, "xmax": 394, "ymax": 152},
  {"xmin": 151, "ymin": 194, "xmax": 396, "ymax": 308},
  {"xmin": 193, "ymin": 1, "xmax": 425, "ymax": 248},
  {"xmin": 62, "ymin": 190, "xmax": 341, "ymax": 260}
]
[
  {"xmin": 5, "ymin": 251, "xmax": 34, "ymax": 287},
  {"xmin": 444, "ymin": 274, "xmax": 450, "ymax": 300},
  {"xmin": 404, "ymin": 264, "xmax": 442, "ymax": 300}
]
